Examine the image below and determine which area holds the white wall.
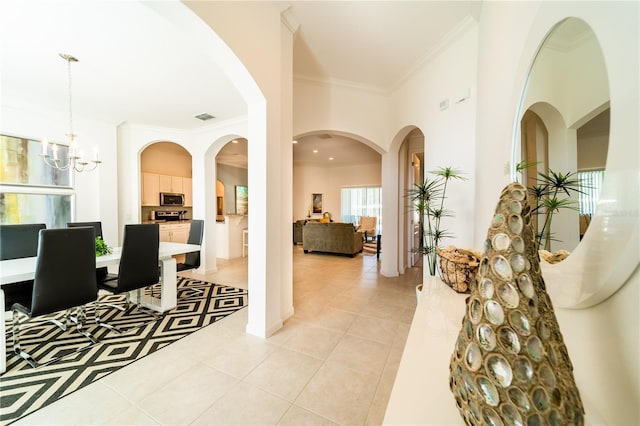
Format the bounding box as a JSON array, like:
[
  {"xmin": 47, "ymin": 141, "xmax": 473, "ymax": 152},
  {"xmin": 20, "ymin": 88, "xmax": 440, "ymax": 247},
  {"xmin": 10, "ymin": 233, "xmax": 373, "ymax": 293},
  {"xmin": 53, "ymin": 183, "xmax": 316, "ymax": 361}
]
[
  {"xmin": 524, "ymin": 34, "xmax": 609, "ymax": 128},
  {"xmin": 293, "ymin": 79, "xmax": 389, "ymax": 149},
  {"xmin": 388, "ymin": 19, "xmax": 479, "ymax": 280},
  {"xmin": 292, "ymin": 162, "xmax": 381, "ymax": 221}
]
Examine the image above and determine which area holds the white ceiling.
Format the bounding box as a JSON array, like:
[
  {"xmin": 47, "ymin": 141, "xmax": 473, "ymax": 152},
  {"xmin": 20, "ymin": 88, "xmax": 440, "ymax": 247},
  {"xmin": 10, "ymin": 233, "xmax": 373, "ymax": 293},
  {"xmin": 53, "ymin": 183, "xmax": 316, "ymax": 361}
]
[
  {"xmin": 1, "ymin": 1, "xmax": 481, "ymax": 167},
  {"xmin": 291, "ymin": 1, "xmax": 481, "ymax": 89}
]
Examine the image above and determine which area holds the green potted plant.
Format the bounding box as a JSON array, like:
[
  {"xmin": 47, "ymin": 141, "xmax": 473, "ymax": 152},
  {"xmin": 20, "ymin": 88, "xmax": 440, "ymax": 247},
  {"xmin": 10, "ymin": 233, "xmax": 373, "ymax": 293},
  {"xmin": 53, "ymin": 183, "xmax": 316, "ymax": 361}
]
[
  {"xmin": 516, "ymin": 161, "xmax": 584, "ymax": 251},
  {"xmin": 407, "ymin": 166, "xmax": 466, "ymax": 276},
  {"xmin": 95, "ymin": 236, "xmax": 112, "ymax": 256}
]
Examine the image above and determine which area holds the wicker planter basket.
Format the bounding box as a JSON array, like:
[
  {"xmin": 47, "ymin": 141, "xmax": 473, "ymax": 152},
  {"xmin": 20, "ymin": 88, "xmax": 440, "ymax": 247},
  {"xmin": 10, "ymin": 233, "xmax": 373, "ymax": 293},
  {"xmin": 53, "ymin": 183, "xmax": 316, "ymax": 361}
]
[{"xmin": 437, "ymin": 246, "xmax": 482, "ymax": 293}]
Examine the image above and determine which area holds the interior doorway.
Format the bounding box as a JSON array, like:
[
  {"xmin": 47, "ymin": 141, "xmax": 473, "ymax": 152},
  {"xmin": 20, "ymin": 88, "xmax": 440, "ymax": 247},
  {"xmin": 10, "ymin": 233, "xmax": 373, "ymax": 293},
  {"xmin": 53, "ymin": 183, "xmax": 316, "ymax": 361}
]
[{"xmin": 400, "ymin": 128, "xmax": 425, "ymax": 269}]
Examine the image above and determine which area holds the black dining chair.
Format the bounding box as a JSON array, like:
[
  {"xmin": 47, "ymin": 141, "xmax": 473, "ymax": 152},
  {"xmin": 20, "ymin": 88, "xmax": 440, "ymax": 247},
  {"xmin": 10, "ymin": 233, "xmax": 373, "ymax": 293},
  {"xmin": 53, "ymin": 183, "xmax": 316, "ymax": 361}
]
[
  {"xmin": 0, "ymin": 223, "xmax": 46, "ymax": 311},
  {"xmin": 11, "ymin": 227, "xmax": 99, "ymax": 368},
  {"xmin": 67, "ymin": 221, "xmax": 118, "ymax": 284},
  {"xmin": 95, "ymin": 223, "xmax": 161, "ymax": 333},
  {"xmin": 176, "ymin": 219, "xmax": 204, "ymax": 296}
]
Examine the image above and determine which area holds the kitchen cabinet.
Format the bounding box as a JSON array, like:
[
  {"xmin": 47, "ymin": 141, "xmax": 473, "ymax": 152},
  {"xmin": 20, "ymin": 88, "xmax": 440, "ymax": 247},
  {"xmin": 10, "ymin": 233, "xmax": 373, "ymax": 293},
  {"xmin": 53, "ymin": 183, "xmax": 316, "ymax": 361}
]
[
  {"xmin": 159, "ymin": 175, "xmax": 183, "ymax": 194},
  {"xmin": 159, "ymin": 223, "xmax": 190, "ymax": 243},
  {"xmin": 142, "ymin": 173, "xmax": 160, "ymax": 206},
  {"xmin": 183, "ymin": 178, "xmax": 193, "ymax": 207},
  {"xmin": 141, "ymin": 172, "xmax": 191, "ymax": 206},
  {"xmin": 160, "ymin": 222, "xmax": 190, "ymax": 263}
]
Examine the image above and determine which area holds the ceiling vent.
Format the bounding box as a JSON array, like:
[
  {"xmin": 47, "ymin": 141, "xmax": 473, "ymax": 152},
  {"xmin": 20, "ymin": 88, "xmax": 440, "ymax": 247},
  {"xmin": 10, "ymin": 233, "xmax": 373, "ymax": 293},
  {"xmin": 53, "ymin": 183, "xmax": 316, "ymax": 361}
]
[
  {"xmin": 194, "ymin": 113, "xmax": 215, "ymax": 121},
  {"xmin": 318, "ymin": 133, "xmax": 333, "ymax": 139}
]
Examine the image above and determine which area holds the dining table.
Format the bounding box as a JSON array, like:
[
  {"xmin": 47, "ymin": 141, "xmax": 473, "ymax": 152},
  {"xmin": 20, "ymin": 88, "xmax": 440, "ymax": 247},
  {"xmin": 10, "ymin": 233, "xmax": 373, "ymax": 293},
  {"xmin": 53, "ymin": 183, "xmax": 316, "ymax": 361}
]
[{"xmin": 0, "ymin": 241, "xmax": 201, "ymax": 374}]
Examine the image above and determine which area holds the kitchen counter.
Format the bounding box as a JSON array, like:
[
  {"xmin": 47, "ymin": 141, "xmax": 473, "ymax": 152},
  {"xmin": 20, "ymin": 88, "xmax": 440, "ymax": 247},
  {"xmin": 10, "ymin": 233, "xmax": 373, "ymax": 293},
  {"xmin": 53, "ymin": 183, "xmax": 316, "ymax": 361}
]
[
  {"xmin": 142, "ymin": 220, "xmax": 192, "ymax": 224},
  {"xmin": 216, "ymin": 215, "xmax": 247, "ymax": 259}
]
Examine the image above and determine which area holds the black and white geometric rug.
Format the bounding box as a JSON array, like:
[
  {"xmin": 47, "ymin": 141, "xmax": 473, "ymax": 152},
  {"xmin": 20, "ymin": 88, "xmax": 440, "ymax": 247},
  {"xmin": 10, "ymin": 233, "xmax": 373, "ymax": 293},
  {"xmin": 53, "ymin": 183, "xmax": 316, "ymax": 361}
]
[{"xmin": 0, "ymin": 278, "xmax": 248, "ymax": 425}]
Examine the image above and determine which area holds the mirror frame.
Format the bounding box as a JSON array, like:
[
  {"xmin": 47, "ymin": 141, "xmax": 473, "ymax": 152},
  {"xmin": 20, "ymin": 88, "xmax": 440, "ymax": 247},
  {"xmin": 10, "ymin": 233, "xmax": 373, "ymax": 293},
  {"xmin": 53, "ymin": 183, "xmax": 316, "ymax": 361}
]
[{"xmin": 511, "ymin": 17, "xmax": 639, "ymax": 309}]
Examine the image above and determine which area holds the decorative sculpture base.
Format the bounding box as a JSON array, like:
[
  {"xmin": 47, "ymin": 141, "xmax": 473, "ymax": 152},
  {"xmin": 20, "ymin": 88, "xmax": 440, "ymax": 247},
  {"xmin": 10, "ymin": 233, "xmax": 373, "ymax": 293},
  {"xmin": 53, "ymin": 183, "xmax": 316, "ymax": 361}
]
[{"xmin": 449, "ymin": 183, "xmax": 584, "ymax": 425}]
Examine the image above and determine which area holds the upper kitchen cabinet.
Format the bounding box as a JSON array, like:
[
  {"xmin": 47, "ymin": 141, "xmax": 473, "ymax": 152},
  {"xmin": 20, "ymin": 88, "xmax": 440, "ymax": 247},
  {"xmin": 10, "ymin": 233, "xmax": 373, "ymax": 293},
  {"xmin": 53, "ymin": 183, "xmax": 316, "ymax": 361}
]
[
  {"xmin": 183, "ymin": 177, "xmax": 193, "ymax": 207},
  {"xmin": 140, "ymin": 142, "xmax": 192, "ymax": 208},
  {"xmin": 142, "ymin": 172, "xmax": 160, "ymax": 206},
  {"xmin": 159, "ymin": 174, "xmax": 183, "ymax": 194}
]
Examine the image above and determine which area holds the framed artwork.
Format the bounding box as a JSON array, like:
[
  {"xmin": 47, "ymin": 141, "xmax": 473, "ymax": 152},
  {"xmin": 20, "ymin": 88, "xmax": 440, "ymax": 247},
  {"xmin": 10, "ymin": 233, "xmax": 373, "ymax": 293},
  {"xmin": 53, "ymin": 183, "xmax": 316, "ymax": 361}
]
[
  {"xmin": 0, "ymin": 134, "xmax": 72, "ymax": 187},
  {"xmin": 312, "ymin": 193, "xmax": 323, "ymax": 214},
  {"xmin": 235, "ymin": 185, "xmax": 248, "ymax": 215},
  {"xmin": 0, "ymin": 192, "xmax": 73, "ymax": 228}
]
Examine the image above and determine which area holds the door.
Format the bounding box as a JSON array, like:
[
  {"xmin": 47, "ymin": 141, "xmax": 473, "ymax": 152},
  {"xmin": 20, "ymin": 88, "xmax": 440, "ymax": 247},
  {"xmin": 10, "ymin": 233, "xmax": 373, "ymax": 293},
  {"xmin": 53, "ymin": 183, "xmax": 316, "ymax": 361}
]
[{"xmin": 411, "ymin": 152, "xmax": 423, "ymax": 266}]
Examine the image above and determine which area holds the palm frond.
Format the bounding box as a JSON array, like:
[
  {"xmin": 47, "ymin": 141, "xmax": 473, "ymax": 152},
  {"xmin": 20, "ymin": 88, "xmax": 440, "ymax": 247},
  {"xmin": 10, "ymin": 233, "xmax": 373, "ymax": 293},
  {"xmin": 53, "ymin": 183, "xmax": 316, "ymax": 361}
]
[
  {"xmin": 540, "ymin": 197, "xmax": 579, "ymax": 213},
  {"xmin": 537, "ymin": 170, "xmax": 585, "ymax": 196},
  {"xmin": 430, "ymin": 166, "xmax": 467, "ymax": 181},
  {"xmin": 515, "ymin": 160, "xmax": 540, "ymax": 173}
]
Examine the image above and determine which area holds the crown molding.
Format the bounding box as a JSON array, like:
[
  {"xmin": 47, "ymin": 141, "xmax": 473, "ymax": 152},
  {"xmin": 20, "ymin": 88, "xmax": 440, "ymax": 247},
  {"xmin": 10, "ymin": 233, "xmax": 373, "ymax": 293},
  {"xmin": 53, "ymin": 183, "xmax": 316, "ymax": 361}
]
[
  {"xmin": 281, "ymin": 7, "xmax": 300, "ymax": 35},
  {"xmin": 293, "ymin": 74, "xmax": 390, "ymax": 95},
  {"xmin": 392, "ymin": 14, "xmax": 478, "ymax": 93}
]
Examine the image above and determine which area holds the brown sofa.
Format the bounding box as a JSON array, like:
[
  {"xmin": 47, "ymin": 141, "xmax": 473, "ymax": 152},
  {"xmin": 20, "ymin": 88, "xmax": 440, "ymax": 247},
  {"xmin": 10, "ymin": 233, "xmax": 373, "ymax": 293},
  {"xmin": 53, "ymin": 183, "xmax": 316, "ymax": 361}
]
[{"xmin": 302, "ymin": 222, "xmax": 363, "ymax": 257}]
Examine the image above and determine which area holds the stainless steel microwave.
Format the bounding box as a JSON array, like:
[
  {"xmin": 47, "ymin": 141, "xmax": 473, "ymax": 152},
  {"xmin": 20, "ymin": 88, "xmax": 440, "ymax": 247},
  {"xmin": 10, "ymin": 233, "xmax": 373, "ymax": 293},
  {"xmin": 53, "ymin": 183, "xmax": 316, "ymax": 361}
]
[{"xmin": 160, "ymin": 192, "xmax": 184, "ymax": 206}]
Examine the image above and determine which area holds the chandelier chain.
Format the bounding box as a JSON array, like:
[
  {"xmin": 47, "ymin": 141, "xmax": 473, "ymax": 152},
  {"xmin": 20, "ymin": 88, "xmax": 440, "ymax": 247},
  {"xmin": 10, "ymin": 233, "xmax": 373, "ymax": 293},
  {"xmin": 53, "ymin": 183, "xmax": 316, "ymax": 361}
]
[{"xmin": 67, "ymin": 56, "xmax": 74, "ymax": 140}]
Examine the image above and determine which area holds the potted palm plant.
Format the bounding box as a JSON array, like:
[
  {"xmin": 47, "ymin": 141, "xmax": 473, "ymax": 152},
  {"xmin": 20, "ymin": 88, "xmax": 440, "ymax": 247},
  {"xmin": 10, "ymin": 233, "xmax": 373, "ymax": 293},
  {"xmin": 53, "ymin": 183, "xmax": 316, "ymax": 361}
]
[
  {"xmin": 516, "ymin": 161, "xmax": 584, "ymax": 252},
  {"xmin": 408, "ymin": 166, "xmax": 466, "ymax": 276}
]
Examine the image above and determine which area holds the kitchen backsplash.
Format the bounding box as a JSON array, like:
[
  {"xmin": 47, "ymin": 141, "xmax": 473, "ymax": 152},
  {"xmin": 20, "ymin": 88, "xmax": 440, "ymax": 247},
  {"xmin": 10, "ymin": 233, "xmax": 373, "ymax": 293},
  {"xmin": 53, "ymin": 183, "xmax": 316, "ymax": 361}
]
[{"xmin": 141, "ymin": 206, "xmax": 192, "ymax": 221}]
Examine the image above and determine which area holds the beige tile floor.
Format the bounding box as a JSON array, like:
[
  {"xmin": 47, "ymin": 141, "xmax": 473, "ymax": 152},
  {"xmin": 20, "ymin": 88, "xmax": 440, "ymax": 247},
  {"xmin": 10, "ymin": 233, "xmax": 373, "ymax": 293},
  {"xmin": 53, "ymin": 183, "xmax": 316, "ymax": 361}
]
[{"xmin": 14, "ymin": 246, "xmax": 422, "ymax": 426}]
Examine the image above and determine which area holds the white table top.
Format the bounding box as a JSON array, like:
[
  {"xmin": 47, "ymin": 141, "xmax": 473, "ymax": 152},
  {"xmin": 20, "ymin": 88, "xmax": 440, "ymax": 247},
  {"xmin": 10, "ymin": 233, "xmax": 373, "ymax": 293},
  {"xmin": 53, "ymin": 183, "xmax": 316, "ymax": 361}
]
[
  {"xmin": 383, "ymin": 276, "xmax": 466, "ymax": 425},
  {"xmin": 0, "ymin": 242, "xmax": 200, "ymax": 286}
]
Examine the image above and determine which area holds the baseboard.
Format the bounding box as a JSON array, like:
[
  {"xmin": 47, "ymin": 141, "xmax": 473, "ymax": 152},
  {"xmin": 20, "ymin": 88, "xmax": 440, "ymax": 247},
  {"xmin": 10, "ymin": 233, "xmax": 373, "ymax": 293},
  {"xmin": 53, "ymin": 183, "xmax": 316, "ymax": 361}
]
[{"xmin": 245, "ymin": 317, "xmax": 284, "ymax": 338}]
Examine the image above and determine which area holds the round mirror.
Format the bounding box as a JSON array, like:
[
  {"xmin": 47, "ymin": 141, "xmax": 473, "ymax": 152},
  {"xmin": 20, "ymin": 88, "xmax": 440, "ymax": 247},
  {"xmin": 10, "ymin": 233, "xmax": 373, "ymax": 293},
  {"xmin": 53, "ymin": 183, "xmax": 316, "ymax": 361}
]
[{"xmin": 512, "ymin": 17, "xmax": 639, "ymax": 308}]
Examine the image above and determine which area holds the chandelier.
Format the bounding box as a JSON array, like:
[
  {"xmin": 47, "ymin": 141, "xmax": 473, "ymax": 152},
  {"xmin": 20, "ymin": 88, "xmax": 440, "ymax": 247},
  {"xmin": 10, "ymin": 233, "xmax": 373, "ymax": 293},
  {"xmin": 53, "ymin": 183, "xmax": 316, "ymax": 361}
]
[{"xmin": 40, "ymin": 53, "xmax": 101, "ymax": 172}]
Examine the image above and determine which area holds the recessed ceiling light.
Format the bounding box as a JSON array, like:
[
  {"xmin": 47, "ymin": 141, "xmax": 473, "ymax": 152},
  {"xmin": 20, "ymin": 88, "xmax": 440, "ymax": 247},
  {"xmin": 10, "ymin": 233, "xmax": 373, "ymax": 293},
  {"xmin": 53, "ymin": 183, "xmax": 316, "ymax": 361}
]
[
  {"xmin": 329, "ymin": 157, "xmax": 334, "ymax": 160},
  {"xmin": 194, "ymin": 113, "xmax": 215, "ymax": 121},
  {"xmin": 313, "ymin": 149, "xmax": 318, "ymax": 154},
  {"xmin": 292, "ymin": 140, "xmax": 298, "ymax": 144},
  {"xmin": 231, "ymin": 139, "xmax": 238, "ymax": 144}
]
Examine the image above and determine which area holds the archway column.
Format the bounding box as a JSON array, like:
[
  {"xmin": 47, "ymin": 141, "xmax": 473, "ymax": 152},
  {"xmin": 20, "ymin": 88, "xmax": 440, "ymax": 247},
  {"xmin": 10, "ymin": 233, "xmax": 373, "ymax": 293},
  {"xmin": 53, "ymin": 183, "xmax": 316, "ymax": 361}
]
[
  {"xmin": 381, "ymin": 150, "xmax": 400, "ymax": 277},
  {"xmin": 245, "ymin": 100, "xmax": 285, "ymax": 338}
]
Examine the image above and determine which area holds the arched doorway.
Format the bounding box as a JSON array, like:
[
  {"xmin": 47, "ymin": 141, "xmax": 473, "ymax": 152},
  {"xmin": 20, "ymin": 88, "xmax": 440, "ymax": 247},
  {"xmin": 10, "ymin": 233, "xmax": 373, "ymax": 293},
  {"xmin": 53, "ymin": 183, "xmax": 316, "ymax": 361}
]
[
  {"xmin": 140, "ymin": 141, "xmax": 193, "ymax": 223},
  {"xmin": 398, "ymin": 128, "xmax": 425, "ymax": 270}
]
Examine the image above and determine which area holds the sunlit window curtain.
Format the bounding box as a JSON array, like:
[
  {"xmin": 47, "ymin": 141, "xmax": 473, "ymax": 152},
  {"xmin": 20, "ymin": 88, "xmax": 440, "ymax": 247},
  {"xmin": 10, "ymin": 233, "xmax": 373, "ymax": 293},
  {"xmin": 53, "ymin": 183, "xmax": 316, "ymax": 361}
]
[
  {"xmin": 340, "ymin": 186, "xmax": 382, "ymax": 233},
  {"xmin": 577, "ymin": 170, "xmax": 605, "ymax": 216}
]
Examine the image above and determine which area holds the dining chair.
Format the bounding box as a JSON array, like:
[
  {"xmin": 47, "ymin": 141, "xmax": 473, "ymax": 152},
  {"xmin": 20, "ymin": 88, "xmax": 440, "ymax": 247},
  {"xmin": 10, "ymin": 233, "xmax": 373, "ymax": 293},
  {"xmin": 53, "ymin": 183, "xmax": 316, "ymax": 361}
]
[
  {"xmin": 67, "ymin": 221, "xmax": 118, "ymax": 283},
  {"xmin": 0, "ymin": 223, "xmax": 46, "ymax": 311},
  {"xmin": 95, "ymin": 223, "xmax": 161, "ymax": 333},
  {"xmin": 177, "ymin": 219, "xmax": 204, "ymax": 296},
  {"xmin": 11, "ymin": 227, "xmax": 99, "ymax": 368}
]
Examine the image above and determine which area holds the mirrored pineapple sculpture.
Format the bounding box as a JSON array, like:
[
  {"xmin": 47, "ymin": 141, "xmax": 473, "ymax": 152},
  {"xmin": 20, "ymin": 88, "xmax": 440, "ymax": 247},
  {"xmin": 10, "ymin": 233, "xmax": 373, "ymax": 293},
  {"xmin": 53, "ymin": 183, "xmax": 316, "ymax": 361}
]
[{"xmin": 449, "ymin": 183, "xmax": 584, "ymax": 425}]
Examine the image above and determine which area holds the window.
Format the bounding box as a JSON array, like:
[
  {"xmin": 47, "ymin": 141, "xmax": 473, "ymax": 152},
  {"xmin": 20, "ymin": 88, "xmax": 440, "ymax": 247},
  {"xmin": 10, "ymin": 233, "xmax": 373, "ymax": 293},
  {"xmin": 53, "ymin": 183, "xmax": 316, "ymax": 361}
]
[
  {"xmin": 340, "ymin": 186, "xmax": 382, "ymax": 233},
  {"xmin": 577, "ymin": 170, "xmax": 604, "ymax": 217},
  {"xmin": 1, "ymin": 134, "xmax": 74, "ymax": 227}
]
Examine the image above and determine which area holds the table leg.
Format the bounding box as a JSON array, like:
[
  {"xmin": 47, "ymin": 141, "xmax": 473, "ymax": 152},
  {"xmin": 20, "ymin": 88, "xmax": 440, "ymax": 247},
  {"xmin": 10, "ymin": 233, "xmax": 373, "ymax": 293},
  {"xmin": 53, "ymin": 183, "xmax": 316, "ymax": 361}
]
[{"xmin": 129, "ymin": 258, "xmax": 177, "ymax": 313}]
